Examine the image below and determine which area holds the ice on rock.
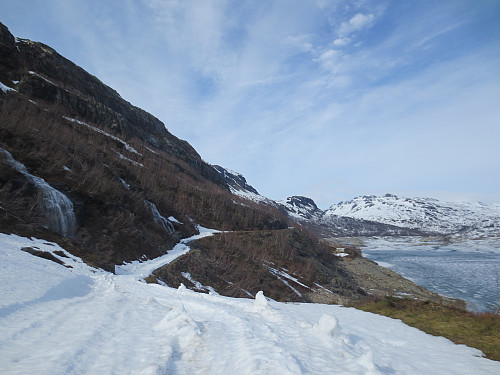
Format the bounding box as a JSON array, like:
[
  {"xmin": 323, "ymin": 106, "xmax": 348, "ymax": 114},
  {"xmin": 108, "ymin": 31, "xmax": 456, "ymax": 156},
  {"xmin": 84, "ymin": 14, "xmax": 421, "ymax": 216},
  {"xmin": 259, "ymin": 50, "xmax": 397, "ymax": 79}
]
[
  {"xmin": 145, "ymin": 200, "xmax": 175, "ymax": 234},
  {"xmin": 0, "ymin": 147, "xmax": 76, "ymax": 237}
]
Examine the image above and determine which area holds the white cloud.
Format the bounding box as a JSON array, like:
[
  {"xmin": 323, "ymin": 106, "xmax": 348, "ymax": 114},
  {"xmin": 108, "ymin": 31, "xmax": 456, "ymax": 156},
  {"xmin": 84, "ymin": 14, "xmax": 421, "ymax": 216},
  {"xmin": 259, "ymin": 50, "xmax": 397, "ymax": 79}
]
[
  {"xmin": 333, "ymin": 37, "xmax": 350, "ymax": 46},
  {"xmin": 338, "ymin": 13, "xmax": 374, "ymax": 36}
]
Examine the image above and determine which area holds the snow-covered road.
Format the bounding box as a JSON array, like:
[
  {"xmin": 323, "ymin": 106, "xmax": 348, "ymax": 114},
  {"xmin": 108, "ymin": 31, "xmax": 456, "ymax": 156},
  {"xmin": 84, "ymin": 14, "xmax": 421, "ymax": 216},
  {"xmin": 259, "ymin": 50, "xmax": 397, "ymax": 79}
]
[{"xmin": 1, "ymin": 232, "xmax": 499, "ymax": 374}]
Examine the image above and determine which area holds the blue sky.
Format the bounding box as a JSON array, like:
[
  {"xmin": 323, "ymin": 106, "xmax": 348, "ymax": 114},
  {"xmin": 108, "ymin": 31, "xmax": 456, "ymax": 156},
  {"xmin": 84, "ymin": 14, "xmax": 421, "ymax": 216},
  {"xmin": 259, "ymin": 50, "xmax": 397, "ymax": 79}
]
[{"xmin": 2, "ymin": 0, "xmax": 499, "ymax": 207}]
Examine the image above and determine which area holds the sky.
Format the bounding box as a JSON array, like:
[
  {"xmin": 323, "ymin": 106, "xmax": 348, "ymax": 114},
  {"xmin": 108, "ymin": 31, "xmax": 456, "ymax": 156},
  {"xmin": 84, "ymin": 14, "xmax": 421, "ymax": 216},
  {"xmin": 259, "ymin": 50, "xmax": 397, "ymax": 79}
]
[{"xmin": 1, "ymin": 0, "xmax": 500, "ymax": 208}]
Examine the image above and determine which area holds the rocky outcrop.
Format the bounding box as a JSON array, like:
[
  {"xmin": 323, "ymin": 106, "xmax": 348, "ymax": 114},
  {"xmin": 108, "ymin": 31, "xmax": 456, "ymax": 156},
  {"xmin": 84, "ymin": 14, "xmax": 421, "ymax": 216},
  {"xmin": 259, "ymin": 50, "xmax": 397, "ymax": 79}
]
[
  {"xmin": 212, "ymin": 165, "xmax": 260, "ymax": 195},
  {"xmin": 278, "ymin": 196, "xmax": 323, "ymax": 221}
]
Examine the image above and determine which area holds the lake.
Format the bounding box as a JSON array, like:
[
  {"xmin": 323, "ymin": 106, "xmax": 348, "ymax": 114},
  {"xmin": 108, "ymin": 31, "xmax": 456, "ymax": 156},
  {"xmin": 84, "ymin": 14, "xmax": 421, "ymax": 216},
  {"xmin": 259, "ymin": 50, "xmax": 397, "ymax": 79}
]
[{"xmin": 358, "ymin": 236, "xmax": 500, "ymax": 313}]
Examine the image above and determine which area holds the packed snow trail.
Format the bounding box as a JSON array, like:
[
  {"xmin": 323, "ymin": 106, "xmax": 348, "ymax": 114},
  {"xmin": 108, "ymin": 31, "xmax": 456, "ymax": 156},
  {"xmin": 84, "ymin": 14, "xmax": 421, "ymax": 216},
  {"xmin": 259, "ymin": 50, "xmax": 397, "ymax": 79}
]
[
  {"xmin": 114, "ymin": 225, "xmax": 219, "ymax": 278},
  {"xmin": 1, "ymin": 233, "xmax": 499, "ymax": 374}
]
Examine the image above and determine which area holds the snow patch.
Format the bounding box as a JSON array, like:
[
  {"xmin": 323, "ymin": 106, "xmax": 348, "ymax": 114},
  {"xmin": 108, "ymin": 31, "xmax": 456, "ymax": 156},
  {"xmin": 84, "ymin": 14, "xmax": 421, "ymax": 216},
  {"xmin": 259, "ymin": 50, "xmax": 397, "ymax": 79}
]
[
  {"xmin": 313, "ymin": 314, "xmax": 343, "ymax": 337},
  {"xmin": 168, "ymin": 216, "xmax": 182, "ymax": 224},
  {"xmin": 115, "ymin": 150, "xmax": 144, "ymax": 167},
  {"xmin": 63, "ymin": 116, "xmax": 142, "ymax": 156},
  {"xmin": 0, "ymin": 81, "xmax": 16, "ymax": 93},
  {"xmin": 181, "ymin": 272, "xmax": 218, "ymax": 294},
  {"xmin": 115, "ymin": 225, "xmax": 219, "ymax": 278},
  {"xmin": 28, "ymin": 70, "xmax": 58, "ymax": 86}
]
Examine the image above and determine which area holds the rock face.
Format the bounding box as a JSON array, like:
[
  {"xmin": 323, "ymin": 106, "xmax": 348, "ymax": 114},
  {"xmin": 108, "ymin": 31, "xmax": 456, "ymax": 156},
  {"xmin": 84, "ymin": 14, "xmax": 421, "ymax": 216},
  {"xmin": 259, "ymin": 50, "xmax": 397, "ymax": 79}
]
[
  {"xmin": 0, "ymin": 22, "xmax": 223, "ymax": 187},
  {"xmin": 212, "ymin": 165, "xmax": 260, "ymax": 195}
]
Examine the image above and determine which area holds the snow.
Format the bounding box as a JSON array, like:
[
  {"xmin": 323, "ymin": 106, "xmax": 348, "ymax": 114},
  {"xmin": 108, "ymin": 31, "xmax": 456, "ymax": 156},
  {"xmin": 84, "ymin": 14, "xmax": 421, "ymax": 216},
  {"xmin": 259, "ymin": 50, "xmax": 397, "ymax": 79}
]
[
  {"xmin": 115, "ymin": 225, "xmax": 219, "ymax": 278},
  {"xmin": 115, "ymin": 150, "xmax": 144, "ymax": 167},
  {"xmin": 28, "ymin": 70, "xmax": 58, "ymax": 87},
  {"xmin": 181, "ymin": 272, "xmax": 218, "ymax": 294},
  {"xmin": 168, "ymin": 216, "xmax": 182, "ymax": 224},
  {"xmin": 1, "ymin": 232, "xmax": 499, "ymax": 374},
  {"xmin": 230, "ymin": 186, "xmax": 274, "ymax": 205},
  {"xmin": 0, "ymin": 81, "xmax": 16, "ymax": 93},
  {"xmin": 325, "ymin": 194, "xmax": 500, "ymax": 236},
  {"xmin": 145, "ymin": 146, "xmax": 160, "ymax": 155},
  {"xmin": 120, "ymin": 177, "xmax": 130, "ymax": 189},
  {"xmin": 265, "ymin": 263, "xmax": 312, "ymax": 297},
  {"xmin": 63, "ymin": 116, "xmax": 142, "ymax": 156}
]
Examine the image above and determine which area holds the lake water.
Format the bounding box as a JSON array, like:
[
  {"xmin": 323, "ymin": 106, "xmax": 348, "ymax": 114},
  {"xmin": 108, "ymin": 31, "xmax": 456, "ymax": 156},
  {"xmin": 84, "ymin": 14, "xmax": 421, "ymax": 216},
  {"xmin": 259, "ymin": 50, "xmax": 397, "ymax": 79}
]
[{"xmin": 358, "ymin": 237, "xmax": 500, "ymax": 313}]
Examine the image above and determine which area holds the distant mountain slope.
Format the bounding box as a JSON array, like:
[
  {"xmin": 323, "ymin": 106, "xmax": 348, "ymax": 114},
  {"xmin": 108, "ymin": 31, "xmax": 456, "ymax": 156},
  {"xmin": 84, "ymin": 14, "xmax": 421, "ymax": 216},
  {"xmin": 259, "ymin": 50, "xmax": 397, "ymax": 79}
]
[
  {"xmin": 274, "ymin": 193, "xmax": 500, "ymax": 237},
  {"xmin": 325, "ymin": 194, "xmax": 500, "ymax": 236},
  {"xmin": 275, "ymin": 195, "xmax": 424, "ymax": 237}
]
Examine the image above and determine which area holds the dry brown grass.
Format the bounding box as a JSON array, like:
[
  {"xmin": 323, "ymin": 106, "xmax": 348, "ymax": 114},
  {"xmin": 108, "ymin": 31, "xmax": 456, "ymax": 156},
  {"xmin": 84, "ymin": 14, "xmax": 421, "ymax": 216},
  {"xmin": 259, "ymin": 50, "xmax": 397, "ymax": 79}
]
[{"xmin": 354, "ymin": 296, "xmax": 500, "ymax": 361}]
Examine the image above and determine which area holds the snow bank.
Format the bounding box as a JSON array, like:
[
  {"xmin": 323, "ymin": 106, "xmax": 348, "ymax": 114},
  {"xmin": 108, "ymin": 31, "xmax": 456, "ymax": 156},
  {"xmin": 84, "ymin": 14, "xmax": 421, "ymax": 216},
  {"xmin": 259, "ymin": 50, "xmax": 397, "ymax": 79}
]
[{"xmin": 1, "ymin": 232, "xmax": 499, "ymax": 375}]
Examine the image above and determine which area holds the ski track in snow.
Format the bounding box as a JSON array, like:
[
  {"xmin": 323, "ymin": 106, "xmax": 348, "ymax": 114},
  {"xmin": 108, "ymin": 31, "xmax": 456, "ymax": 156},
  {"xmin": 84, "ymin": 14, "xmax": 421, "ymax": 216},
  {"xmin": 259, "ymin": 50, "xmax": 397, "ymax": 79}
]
[{"xmin": 1, "ymin": 232, "xmax": 499, "ymax": 374}]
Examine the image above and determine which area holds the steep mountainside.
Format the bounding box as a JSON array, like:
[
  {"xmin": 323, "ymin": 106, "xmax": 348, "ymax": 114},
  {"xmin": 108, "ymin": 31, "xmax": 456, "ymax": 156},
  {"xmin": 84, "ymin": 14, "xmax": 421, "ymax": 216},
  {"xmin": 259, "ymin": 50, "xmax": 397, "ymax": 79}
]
[
  {"xmin": 0, "ymin": 22, "xmax": 289, "ymax": 268},
  {"xmin": 0, "ymin": 22, "xmax": 366, "ymax": 303}
]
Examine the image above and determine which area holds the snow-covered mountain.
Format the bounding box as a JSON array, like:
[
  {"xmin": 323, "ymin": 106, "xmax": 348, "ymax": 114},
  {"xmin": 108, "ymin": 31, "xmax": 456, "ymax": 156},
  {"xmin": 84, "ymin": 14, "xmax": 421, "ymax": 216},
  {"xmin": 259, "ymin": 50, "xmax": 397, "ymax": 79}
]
[
  {"xmin": 325, "ymin": 194, "xmax": 500, "ymax": 237},
  {"xmin": 271, "ymin": 193, "xmax": 500, "ymax": 237}
]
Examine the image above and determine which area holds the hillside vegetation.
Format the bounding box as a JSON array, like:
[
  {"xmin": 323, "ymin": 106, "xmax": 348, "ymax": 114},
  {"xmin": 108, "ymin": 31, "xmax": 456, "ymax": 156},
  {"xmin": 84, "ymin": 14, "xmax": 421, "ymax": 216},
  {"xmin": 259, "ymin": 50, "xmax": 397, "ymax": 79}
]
[{"xmin": 152, "ymin": 229, "xmax": 363, "ymax": 303}]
